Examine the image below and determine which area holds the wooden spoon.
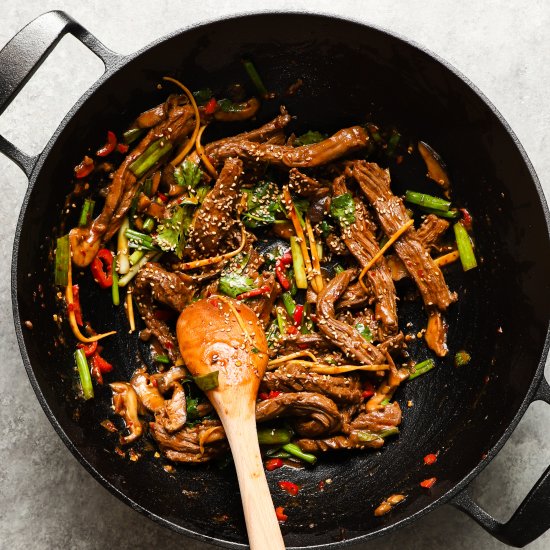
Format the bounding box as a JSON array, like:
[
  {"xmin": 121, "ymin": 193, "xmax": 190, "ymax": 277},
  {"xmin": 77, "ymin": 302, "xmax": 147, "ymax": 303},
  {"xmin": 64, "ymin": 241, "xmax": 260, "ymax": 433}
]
[{"xmin": 177, "ymin": 295, "xmax": 285, "ymax": 550}]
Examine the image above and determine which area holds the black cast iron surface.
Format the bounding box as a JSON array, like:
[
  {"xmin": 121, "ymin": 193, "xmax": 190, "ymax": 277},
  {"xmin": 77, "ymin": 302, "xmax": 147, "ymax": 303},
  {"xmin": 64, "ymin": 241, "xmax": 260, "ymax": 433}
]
[{"xmin": 5, "ymin": 11, "xmax": 550, "ymax": 549}]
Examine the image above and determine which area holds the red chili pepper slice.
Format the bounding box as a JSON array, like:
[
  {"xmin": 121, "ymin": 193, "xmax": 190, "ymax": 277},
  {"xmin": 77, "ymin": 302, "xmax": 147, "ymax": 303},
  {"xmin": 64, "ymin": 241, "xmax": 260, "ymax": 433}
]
[
  {"xmin": 423, "ymin": 453, "xmax": 438, "ymax": 465},
  {"xmin": 460, "ymin": 208, "xmax": 473, "ymax": 231},
  {"xmin": 258, "ymin": 392, "xmax": 270, "ymax": 401},
  {"xmin": 275, "ymin": 506, "xmax": 288, "ymax": 522},
  {"xmin": 117, "ymin": 143, "xmax": 129, "ymax": 154},
  {"xmin": 280, "ymin": 251, "xmax": 292, "ymax": 266},
  {"xmin": 90, "ymin": 352, "xmax": 114, "ymax": 374},
  {"xmin": 204, "ymin": 97, "xmax": 218, "ymax": 115},
  {"xmin": 237, "ymin": 285, "xmax": 272, "ymax": 300},
  {"xmin": 157, "ymin": 192, "xmax": 168, "ymax": 203},
  {"xmin": 90, "ymin": 361, "xmax": 103, "ymax": 385},
  {"xmin": 90, "ymin": 249, "xmax": 114, "ymax": 289},
  {"xmin": 74, "ymin": 156, "xmax": 94, "ymax": 179},
  {"xmin": 70, "ymin": 284, "xmax": 83, "ymax": 326},
  {"xmin": 278, "ymin": 481, "xmax": 300, "ymax": 496},
  {"xmin": 268, "ymin": 391, "xmax": 281, "ymax": 399},
  {"xmin": 275, "ymin": 260, "xmax": 291, "ymax": 290},
  {"xmin": 96, "ymin": 130, "xmax": 117, "ymax": 157},
  {"xmin": 420, "ymin": 477, "xmax": 437, "ymax": 489},
  {"xmin": 77, "ymin": 340, "xmax": 97, "ymax": 357},
  {"xmin": 286, "ymin": 325, "xmax": 298, "ymax": 335},
  {"xmin": 265, "ymin": 458, "xmax": 283, "ymax": 471},
  {"xmin": 293, "ymin": 304, "xmax": 304, "ymax": 326}
]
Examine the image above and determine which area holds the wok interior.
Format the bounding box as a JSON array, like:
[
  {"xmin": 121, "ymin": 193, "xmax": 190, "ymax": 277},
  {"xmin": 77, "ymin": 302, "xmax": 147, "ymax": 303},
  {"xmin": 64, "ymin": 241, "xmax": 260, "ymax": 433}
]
[{"xmin": 14, "ymin": 14, "xmax": 550, "ymax": 547}]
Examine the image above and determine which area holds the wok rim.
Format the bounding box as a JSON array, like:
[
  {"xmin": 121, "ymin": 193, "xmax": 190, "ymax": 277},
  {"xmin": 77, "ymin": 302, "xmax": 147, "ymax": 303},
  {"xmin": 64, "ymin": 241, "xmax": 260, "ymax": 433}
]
[{"xmin": 10, "ymin": 9, "xmax": 550, "ymax": 549}]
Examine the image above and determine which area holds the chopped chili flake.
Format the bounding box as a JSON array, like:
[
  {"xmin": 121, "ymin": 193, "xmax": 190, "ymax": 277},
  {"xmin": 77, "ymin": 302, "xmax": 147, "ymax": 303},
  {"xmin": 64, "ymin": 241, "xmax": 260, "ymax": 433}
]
[
  {"xmin": 117, "ymin": 142, "xmax": 129, "ymax": 154},
  {"xmin": 318, "ymin": 480, "xmax": 326, "ymax": 491},
  {"xmin": 265, "ymin": 458, "xmax": 283, "ymax": 471},
  {"xmin": 158, "ymin": 192, "xmax": 168, "ymax": 203},
  {"xmin": 204, "ymin": 97, "xmax": 218, "ymax": 115},
  {"xmin": 74, "ymin": 156, "xmax": 94, "ymax": 178},
  {"xmin": 460, "ymin": 208, "xmax": 473, "ymax": 230},
  {"xmin": 286, "ymin": 325, "xmax": 298, "ymax": 335},
  {"xmin": 275, "ymin": 506, "xmax": 288, "ymax": 522},
  {"xmin": 362, "ymin": 390, "xmax": 375, "ymax": 399},
  {"xmin": 423, "ymin": 453, "xmax": 437, "ymax": 465},
  {"xmin": 420, "ymin": 477, "xmax": 437, "ymax": 489},
  {"xmin": 90, "ymin": 249, "xmax": 114, "ymax": 288},
  {"xmin": 258, "ymin": 392, "xmax": 270, "ymax": 401},
  {"xmin": 268, "ymin": 391, "xmax": 281, "ymax": 399},
  {"xmin": 278, "ymin": 481, "xmax": 300, "ymax": 496}
]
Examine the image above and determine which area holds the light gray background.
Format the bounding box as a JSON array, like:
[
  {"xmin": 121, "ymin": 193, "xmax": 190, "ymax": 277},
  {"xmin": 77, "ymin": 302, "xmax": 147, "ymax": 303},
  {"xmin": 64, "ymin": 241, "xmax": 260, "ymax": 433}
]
[{"xmin": 1, "ymin": 1, "xmax": 549, "ymax": 549}]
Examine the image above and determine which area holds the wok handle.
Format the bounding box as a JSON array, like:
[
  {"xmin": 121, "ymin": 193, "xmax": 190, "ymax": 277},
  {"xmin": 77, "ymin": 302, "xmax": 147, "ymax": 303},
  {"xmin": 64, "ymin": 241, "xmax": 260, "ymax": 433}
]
[
  {"xmin": 0, "ymin": 10, "xmax": 120, "ymax": 177},
  {"xmin": 451, "ymin": 374, "xmax": 550, "ymax": 548}
]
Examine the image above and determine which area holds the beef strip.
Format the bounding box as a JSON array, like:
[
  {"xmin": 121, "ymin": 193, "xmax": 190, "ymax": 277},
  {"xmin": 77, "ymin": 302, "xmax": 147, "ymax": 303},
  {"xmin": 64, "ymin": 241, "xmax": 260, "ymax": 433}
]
[
  {"xmin": 134, "ymin": 262, "xmax": 196, "ymax": 312},
  {"xmin": 333, "ymin": 176, "xmax": 398, "ymax": 333},
  {"xmin": 296, "ymin": 433, "xmax": 384, "ymax": 453},
  {"xmin": 288, "ymin": 168, "xmax": 330, "ymax": 199},
  {"xmin": 275, "ymin": 332, "xmax": 333, "ymax": 356},
  {"xmin": 70, "ymin": 97, "xmax": 195, "ymax": 267},
  {"xmin": 349, "ymin": 402, "xmax": 402, "ymax": 432},
  {"xmin": 260, "ymin": 363, "xmax": 363, "ymax": 404},
  {"xmin": 215, "ymin": 126, "xmax": 369, "ymax": 168},
  {"xmin": 205, "ymin": 108, "xmax": 292, "ymax": 164},
  {"xmin": 249, "ymin": 272, "xmax": 281, "ymax": 328},
  {"xmin": 316, "ymin": 270, "xmax": 386, "ymax": 364},
  {"xmin": 185, "ymin": 157, "xmax": 243, "ymax": 256},
  {"xmin": 337, "ymin": 280, "xmax": 371, "ymax": 309},
  {"xmin": 352, "ymin": 161, "xmax": 456, "ymax": 310},
  {"xmin": 424, "ymin": 309, "xmax": 448, "ymax": 357},
  {"xmin": 256, "ymin": 392, "xmax": 342, "ymax": 438}
]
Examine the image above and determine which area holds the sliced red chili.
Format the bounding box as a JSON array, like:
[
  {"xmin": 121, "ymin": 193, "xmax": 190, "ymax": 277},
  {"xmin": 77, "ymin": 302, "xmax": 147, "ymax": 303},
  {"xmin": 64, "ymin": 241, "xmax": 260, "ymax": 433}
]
[
  {"xmin": 70, "ymin": 284, "xmax": 83, "ymax": 326},
  {"xmin": 237, "ymin": 285, "xmax": 271, "ymax": 300},
  {"xmin": 90, "ymin": 352, "xmax": 113, "ymax": 374},
  {"xmin": 265, "ymin": 458, "xmax": 283, "ymax": 471},
  {"xmin": 90, "ymin": 249, "xmax": 113, "ymax": 289},
  {"xmin": 286, "ymin": 325, "xmax": 298, "ymax": 335},
  {"xmin": 74, "ymin": 156, "xmax": 94, "ymax": 179},
  {"xmin": 275, "ymin": 260, "xmax": 291, "ymax": 290},
  {"xmin": 204, "ymin": 97, "xmax": 218, "ymax": 115},
  {"xmin": 268, "ymin": 391, "xmax": 281, "ymax": 399},
  {"xmin": 117, "ymin": 142, "xmax": 129, "ymax": 154},
  {"xmin": 77, "ymin": 340, "xmax": 97, "ymax": 357},
  {"xmin": 90, "ymin": 361, "xmax": 103, "ymax": 385},
  {"xmin": 96, "ymin": 130, "xmax": 117, "ymax": 157},
  {"xmin": 279, "ymin": 251, "xmax": 292, "ymax": 266},
  {"xmin": 420, "ymin": 477, "xmax": 437, "ymax": 489},
  {"xmin": 423, "ymin": 453, "xmax": 438, "ymax": 465},
  {"xmin": 275, "ymin": 506, "xmax": 288, "ymax": 522},
  {"xmin": 157, "ymin": 192, "xmax": 168, "ymax": 203},
  {"xmin": 460, "ymin": 208, "xmax": 473, "ymax": 231},
  {"xmin": 293, "ymin": 304, "xmax": 304, "ymax": 326},
  {"xmin": 278, "ymin": 481, "xmax": 300, "ymax": 496},
  {"xmin": 258, "ymin": 393, "xmax": 270, "ymax": 401}
]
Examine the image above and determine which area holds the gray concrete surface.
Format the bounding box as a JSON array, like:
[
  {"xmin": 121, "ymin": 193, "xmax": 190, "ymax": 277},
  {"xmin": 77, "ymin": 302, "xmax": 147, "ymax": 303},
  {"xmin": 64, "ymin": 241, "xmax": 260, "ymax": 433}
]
[{"xmin": 1, "ymin": 1, "xmax": 549, "ymax": 549}]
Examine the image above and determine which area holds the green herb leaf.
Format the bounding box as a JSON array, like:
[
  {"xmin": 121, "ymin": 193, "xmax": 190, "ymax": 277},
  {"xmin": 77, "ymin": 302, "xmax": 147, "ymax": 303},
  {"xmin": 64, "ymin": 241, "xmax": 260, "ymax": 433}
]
[
  {"xmin": 194, "ymin": 371, "xmax": 219, "ymax": 391},
  {"xmin": 153, "ymin": 206, "xmax": 193, "ymax": 258},
  {"xmin": 242, "ymin": 181, "xmax": 284, "ymax": 228},
  {"xmin": 294, "ymin": 130, "xmax": 327, "ymax": 146},
  {"xmin": 196, "ymin": 186, "xmax": 211, "ymax": 203},
  {"xmin": 192, "ymin": 88, "xmax": 213, "ymax": 105},
  {"xmin": 219, "ymin": 272, "xmax": 256, "ymax": 298},
  {"xmin": 174, "ymin": 159, "xmax": 202, "ymax": 189},
  {"xmin": 319, "ymin": 220, "xmax": 333, "ymax": 238},
  {"xmin": 454, "ymin": 350, "xmax": 471, "ymax": 367},
  {"xmin": 330, "ymin": 193, "xmax": 356, "ymax": 225},
  {"xmin": 186, "ymin": 396, "xmax": 200, "ymax": 421},
  {"xmin": 355, "ymin": 322, "xmax": 373, "ymax": 342},
  {"xmin": 154, "ymin": 354, "xmax": 171, "ymax": 364},
  {"xmin": 218, "ymin": 98, "xmax": 246, "ymax": 113}
]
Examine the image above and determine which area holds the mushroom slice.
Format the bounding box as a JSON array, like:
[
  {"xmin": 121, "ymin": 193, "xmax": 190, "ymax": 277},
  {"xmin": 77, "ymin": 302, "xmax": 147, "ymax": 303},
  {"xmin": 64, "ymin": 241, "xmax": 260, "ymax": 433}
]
[
  {"xmin": 110, "ymin": 382, "xmax": 143, "ymax": 444},
  {"xmin": 155, "ymin": 381, "xmax": 187, "ymax": 433},
  {"xmin": 418, "ymin": 141, "xmax": 451, "ymax": 197}
]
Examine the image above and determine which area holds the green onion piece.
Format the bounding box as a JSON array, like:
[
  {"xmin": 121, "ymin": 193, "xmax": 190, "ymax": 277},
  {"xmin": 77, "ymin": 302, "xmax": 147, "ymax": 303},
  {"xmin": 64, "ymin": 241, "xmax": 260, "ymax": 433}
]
[
  {"xmin": 154, "ymin": 354, "xmax": 171, "ymax": 364},
  {"xmin": 129, "ymin": 249, "xmax": 145, "ymax": 266},
  {"xmin": 265, "ymin": 450, "xmax": 292, "ymax": 459},
  {"xmin": 78, "ymin": 198, "xmax": 95, "ymax": 227},
  {"xmin": 356, "ymin": 431, "xmax": 383, "ymax": 443},
  {"xmin": 380, "ymin": 398, "xmax": 390, "ymax": 406},
  {"xmin": 142, "ymin": 217, "xmax": 155, "ymax": 233},
  {"xmin": 129, "ymin": 140, "xmax": 173, "ymax": 178},
  {"xmin": 334, "ymin": 264, "xmax": 345, "ymax": 274},
  {"xmin": 290, "ymin": 237, "xmax": 307, "ymax": 289},
  {"xmin": 281, "ymin": 292, "xmax": 296, "ymax": 316},
  {"xmin": 125, "ymin": 228, "xmax": 159, "ymax": 251},
  {"xmin": 276, "ymin": 308, "xmax": 287, "ymax": 335},
  {"xmin": 408, "ymin": 358, "xmax": 436, "ymax": 380},
  {"xmin": 355, "ymin": 322, "xmax": 373, "ymax": 342},
  {"xmin": 454, "ymin": 350, "xmax": 471, "ymax": 367},
  {"xmin": 386, "ymin": 131, "xmax": 401, "ymax": 156},
  {"xmin": 123, "ymin": 127, "xmax": 145, "ymax": 144},
  {"xmin": 117, "ymin": 218, "xmax": 130, "ymax": 275},
  {"xmin": 242, "ymin": 59, "xmax": 268, "ymax": 97},
  {"xmin": 54, "ymin": 235, "xmax": 70, "ymax": 286},
  {"xmin": 111, "ymin": 258, "xmax": 120, "ymax": 306},
  {"xmin": 288, "ymin": 268, "xmax": 298, "ymax": 297},
  {"xmin": 379, "ymin": 427, "xmax": 400, "ymax": 438},
  {"xmin": 118, "ymin": 251, "xmax": 161, "ymax": 287},
  {"xmin": 418, "ymin": 206, "xmax": 460, "ymax": 219},
  {"xmin": 142, "ymin": 178, "xmax": 153, "ymax": 198},
  {"xmin": 454, "ymin": 222, "xmax": 478, "ymax": 271},
  {"xmin": 194, "ymin": 371, "xmax": 219, "ymax": 391},
  {"xmin": 405, "ymin": 190, "xmax": 451, "ymax": 212},
  {"xmin": 75, "ymin": 349, "xmax": 94, "ymax": 400},
  {"xmin": 266, "ymin": 319, "xmax": 280, "ymax": 348},
  {"xmin": 282, "ymin": 443, "xmax": 317, "ymax": 464},
  {"xmin": 257, "ymin": 428, "xmax": 292, "ymax": 445},
  {"xmin": 294, "ymin": 130, "xmax": 327, "ymax": 147}
]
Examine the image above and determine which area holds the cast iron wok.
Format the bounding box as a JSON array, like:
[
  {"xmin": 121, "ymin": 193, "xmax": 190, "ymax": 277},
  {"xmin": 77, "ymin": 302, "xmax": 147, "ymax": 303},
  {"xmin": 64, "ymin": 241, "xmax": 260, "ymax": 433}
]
[{"xmin": 1, "ymin": 10, "xmax": 550, "ymax": 549}]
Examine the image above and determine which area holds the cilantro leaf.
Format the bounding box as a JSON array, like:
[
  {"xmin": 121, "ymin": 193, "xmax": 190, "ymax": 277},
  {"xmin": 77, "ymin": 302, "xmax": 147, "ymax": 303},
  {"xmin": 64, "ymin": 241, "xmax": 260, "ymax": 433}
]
[
  {"xmin": 242, "ymin": 181, "xmax": 284, "ymax": 228},
  {"xmin": 153, "ymin": 206, "xmax": 193, "ymax": 258},
  {"xmin": 355, "ymin": 322, "xmax": 373, "ymax": 342},
  {"xmin": 294, "ymin": 130, "xmax": 327, "ymax": 146},
  {"xmin": 218, "ymin": 272, "xmax": 256, "ymax": 298},
  {"xmin": 330, "ymin": 193, "xmax": 356, "ymax": 225},
  {"xmin": 192, "ymin": 88, "xmax": 213, "ymax": 106},
  {"xmin": 174, "ymin": 160, "xmax": 202, "ymax": 189}
]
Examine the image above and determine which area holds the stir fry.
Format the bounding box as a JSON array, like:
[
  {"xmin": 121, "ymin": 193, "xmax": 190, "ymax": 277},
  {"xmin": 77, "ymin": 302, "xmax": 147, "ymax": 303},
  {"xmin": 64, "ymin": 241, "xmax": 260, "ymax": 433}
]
[{"xmin": 54, "ymin": 69, "xmax": 477, "ymax": 470}]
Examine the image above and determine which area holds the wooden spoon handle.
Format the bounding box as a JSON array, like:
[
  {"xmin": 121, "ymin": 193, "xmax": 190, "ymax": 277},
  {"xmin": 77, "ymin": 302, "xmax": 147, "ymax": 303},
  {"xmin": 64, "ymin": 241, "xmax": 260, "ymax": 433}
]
[{"xmin": 223, "ymin": 414, "xmax": 285, "ymax": 550}]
